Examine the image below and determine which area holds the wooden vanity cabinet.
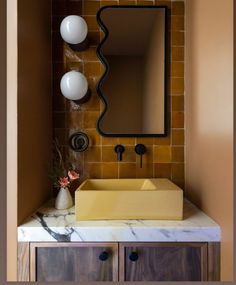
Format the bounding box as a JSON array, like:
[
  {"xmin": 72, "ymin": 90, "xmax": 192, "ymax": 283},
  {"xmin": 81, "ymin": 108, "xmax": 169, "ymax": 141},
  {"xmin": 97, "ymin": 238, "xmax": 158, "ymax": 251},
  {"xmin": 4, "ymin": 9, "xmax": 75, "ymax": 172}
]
[
  {"xmin": 119, "ymin": 243, "xmax": 208, "ymax": 281},
  {"xmin": 18, "ymin": 243, "xmax": 118, "ymax": 282},
  {"xmin": 18, "ymin": 242, "xmax": 220, "ymax": 282}
]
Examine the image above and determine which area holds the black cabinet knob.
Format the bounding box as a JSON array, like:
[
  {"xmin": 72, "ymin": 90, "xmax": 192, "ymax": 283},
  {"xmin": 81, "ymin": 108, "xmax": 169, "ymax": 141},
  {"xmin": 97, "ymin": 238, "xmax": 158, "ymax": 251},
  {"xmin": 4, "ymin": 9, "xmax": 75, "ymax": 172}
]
[
  {"xmin": 129, "ymin": 252, "xmax": 139, "ymax": 262},
  {"xmin": 99, "ymin": 251, "xmax": 109, "ymax": 261}
]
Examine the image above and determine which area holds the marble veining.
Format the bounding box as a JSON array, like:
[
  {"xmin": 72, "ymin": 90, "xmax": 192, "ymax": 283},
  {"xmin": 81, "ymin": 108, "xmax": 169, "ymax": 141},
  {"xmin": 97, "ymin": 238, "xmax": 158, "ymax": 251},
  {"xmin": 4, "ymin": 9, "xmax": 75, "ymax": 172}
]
[{"xmin": 18, "ymin": 199, "xmax": 221, "ymax": 242}]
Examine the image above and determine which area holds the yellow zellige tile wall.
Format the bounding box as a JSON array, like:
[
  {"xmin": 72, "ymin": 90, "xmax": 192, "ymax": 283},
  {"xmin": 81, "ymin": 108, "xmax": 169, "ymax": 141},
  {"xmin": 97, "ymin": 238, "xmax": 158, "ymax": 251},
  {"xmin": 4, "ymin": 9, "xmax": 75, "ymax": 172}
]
[{"xmin": 52, "ymin": 0, "xmax": 185, "ymax": 191}]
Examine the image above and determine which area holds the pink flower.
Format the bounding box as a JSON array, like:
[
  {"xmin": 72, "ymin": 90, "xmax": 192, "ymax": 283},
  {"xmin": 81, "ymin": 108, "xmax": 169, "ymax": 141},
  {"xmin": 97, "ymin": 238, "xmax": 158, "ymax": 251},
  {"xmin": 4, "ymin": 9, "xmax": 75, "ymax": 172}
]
[
  {"xmin": 68, "ymin": 170, "xmax": 80, "ymax": 181},
  {"xmin": 58, "ymin": 177, "xmax": 70, "ymax": 188}
]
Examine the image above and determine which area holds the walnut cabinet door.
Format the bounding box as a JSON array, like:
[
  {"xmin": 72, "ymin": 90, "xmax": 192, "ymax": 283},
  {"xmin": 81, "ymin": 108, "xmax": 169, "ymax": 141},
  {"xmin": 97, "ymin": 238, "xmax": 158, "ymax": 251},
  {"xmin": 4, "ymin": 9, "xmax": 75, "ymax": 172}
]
[
  {"xmin": 18, "ymin": 241, "xmax": 220, "ymax": 282},
  {"xmin": 30, "ymin": 243, "xmax": 118, "ymax": 282},
  {"xmin": 119, "ymin": 242, "xmax": 209, "ymax": 282}
]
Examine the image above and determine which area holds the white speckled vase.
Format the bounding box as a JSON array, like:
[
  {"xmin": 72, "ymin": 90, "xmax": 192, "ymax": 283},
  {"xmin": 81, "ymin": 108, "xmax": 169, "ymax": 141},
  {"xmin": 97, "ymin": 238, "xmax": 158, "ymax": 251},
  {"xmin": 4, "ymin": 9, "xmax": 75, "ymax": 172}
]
[{"xmin": 55, "ymin": 187, "xmax": 73, "ymax": 210}]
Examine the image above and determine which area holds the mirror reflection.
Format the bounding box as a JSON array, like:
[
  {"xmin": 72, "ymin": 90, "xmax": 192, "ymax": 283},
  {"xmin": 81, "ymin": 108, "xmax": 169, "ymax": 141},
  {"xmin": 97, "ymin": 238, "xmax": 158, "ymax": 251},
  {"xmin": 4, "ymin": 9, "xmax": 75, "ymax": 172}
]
[{"xmin": 97, "ymin": 7, "xmax": 167, "ymax": 136}]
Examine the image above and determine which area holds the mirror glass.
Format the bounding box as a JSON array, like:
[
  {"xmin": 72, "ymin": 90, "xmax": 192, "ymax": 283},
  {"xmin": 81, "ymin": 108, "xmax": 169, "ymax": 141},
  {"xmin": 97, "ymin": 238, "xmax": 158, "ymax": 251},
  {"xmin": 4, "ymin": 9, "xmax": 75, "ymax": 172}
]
[{"xmin": 97, "ymin": 6, "xmax": 167, "ymax": 136}]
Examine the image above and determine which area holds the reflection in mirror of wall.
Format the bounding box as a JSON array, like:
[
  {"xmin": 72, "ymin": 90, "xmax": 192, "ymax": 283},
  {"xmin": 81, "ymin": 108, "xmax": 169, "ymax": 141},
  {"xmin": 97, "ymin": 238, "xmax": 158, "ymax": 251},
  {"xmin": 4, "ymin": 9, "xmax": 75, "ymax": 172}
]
[{"xmin": 97, "ymin": 7, "xmax": 167, "ymax": 137}]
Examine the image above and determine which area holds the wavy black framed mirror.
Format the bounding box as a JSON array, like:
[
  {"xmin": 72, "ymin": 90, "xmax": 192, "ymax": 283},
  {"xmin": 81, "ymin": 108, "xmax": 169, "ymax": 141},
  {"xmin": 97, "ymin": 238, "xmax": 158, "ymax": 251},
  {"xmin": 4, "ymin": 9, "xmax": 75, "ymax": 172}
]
[{"xmin": 97, "ymin": 6, "xmax": 168, "ymax": 137}]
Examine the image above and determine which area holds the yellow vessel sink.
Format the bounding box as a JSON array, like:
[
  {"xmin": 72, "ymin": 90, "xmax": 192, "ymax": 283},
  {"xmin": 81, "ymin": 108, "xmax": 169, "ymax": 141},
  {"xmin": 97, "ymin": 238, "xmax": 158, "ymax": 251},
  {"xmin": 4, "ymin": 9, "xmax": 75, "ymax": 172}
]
[{"xmin": 75, "ymin": 179, "xmax": 183, "ymax": 221}]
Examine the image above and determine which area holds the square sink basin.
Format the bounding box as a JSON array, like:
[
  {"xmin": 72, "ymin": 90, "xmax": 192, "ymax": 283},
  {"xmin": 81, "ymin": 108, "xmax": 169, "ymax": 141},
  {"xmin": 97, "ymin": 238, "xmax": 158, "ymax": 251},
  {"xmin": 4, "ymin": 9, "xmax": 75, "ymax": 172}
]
[{"xmin": 75, "ymin": 179, "xmax": 183, "ymax": 221}]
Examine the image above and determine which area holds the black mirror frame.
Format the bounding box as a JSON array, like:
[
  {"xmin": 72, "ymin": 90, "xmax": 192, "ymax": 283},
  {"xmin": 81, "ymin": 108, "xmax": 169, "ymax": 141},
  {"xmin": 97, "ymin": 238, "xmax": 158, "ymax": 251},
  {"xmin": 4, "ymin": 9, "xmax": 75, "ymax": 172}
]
[{"xmin": 96, "ymin": 5, "xmax": 169, "ymax": 138}]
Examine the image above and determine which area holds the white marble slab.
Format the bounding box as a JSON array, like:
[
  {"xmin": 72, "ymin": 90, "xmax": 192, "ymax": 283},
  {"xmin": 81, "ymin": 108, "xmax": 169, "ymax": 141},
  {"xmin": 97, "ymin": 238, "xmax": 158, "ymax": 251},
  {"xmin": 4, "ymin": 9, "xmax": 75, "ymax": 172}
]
[{"xmin": 18, "ymin": 199, "xmax": 221, "ymax": 242}]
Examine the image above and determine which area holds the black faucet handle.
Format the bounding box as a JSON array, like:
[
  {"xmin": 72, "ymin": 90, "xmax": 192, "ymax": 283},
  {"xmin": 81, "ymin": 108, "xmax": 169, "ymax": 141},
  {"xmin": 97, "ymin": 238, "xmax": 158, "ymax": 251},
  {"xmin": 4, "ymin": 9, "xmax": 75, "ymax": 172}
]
[
  {"xmin": 114, "ymin": 145, "xmax": 125, "ymax": 161},
  {"xmin": 135, "ymin": 144, "xmax": 146, "ymax": 168}
]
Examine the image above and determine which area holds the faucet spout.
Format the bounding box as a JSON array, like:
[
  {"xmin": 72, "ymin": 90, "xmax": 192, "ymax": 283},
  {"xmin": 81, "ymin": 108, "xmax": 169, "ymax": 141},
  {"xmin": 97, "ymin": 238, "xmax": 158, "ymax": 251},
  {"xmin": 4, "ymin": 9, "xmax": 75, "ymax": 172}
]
[{"xmin": 135, "ymin": 144, "xmax": 146, "ymax": 168}]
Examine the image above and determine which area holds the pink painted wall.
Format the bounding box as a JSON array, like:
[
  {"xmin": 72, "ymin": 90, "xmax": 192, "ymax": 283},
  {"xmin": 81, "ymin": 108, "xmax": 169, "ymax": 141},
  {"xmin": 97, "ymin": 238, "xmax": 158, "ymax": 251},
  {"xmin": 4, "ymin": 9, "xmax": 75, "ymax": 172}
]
[{"xmin": 185, "ymin": 0, "xmax": 234, "ymax": 281}]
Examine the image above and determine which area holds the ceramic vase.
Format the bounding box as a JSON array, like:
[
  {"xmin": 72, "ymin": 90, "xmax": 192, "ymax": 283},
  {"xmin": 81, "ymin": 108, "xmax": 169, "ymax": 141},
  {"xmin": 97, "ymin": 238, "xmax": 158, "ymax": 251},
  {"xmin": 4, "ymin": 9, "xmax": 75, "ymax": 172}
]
[{"xmin": 55, "ymin": 187, "xmax": 73, "ymax": 210}]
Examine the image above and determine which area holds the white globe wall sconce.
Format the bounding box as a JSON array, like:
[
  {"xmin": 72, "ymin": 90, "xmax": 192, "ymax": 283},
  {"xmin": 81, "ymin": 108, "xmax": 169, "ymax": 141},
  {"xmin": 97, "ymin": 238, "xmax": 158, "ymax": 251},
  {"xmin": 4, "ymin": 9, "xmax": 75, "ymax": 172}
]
[
  {"xmin": 60, "ymin": 15, "xmax": 88, "ymax": 51},
  {"xmin": 60, "ymin": 71, "xmax": 91, "ymax": 104}
]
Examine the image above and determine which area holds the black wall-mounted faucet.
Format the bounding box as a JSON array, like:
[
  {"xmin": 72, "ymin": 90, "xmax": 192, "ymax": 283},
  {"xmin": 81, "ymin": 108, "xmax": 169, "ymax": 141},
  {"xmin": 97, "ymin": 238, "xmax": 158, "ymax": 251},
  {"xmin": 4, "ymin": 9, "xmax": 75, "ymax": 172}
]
[
  {"xmin": 135, "ymin": 144, "xmax": 146, "ymax": 168},
  {"xmin": 114, "ymin": 145, "xmax": 125, "ymax": 161}
]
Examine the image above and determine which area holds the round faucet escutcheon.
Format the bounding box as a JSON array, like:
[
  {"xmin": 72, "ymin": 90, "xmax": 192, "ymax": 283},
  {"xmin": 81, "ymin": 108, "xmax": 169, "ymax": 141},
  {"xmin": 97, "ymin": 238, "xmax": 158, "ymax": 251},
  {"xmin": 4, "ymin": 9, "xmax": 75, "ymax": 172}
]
[
  {"xmin": 114, "ymin": 144, "xmax": 125, "ymax": 161},
  {"xmin": 135, "ymin": 144, "xmax": 147, "ymax": 168}
]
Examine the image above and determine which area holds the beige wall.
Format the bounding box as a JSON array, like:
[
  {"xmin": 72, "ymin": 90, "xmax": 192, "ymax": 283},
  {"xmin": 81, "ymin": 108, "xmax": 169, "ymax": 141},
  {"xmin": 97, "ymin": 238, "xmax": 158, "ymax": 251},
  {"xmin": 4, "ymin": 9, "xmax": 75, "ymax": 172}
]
[
  {"xmin": 18, "ymin": 0, "xmax": 52, "ymax": 225},
  {"xmin": 185, "ymin": 0, "xmax": 234, "ymax": 281},
  {"xmin": 0, "ymin": 0, "xmax": 7, "ymax": 281},
  {"xmin": 7, "ymin": 0, "xmax": 52, "ymax": 280},
  {"xmin": 7, "ymin": 0, "xmax": 18, "ymax": 280}
]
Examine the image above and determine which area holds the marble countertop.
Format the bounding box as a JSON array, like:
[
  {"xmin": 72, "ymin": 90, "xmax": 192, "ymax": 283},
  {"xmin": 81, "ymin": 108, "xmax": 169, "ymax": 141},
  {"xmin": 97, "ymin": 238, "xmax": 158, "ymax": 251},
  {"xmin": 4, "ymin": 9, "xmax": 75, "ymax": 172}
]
[{"xmin": 18, "ymin": 199, "xmax": 221, "ymax": 242}]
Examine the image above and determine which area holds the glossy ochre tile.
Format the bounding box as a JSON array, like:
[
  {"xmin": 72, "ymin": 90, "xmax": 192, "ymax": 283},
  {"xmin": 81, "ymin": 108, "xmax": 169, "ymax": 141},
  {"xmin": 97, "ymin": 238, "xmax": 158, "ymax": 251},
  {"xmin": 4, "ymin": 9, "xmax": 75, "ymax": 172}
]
[
  {"xmin": 66, "ymin": 111, "xmax": 83, "ymax": 129},
  {"xmin": 122, "ymin": 146, "xmax": 136, "ymax": 162},
  {"xmin": 84, "ymin": 62, "xmax": 102, "ymax": 77},
  {"xmin": 87, "ymin": 31, "xmax": 100, "ymax": 45},
  {"xmin": 82, "ymin": 47, "xmax": 100, "ymax": 61},
  {"xmin": 171, "ymin": 16, "xmax": 184, "ymax": 31},
  {"xmin": 155, "ymin": 1, "xmax": 171, "ymax": 8},
  {"xmin": 172, "ymin": 129, "xmax": 185, "ymax": 145},
  {"xmin": 172, "ymin": 112, "xmax": 184, "ymax": 128},
  {"xmin": 137, "ymin": 0, "xmax": 154, "ymax": 5},
  {"xmin": 67, "ymin": 1, "xmax": 83, "ymax": 15},
  {"xmin": 101, "ymin": 0, "xmax": 118, "ymax": 7},
  {"xmin": 119, "ymin": 0, "xmax": 136, "ymax": 5},
  {"xmin": 172, "ymin": 46, "xmax": 184, "ymax": 61},
  {"xmin": 153, "ymin": 146, "xmax": 171, "ymax": 163},
  {"xmin": 83, "ymin": 1, "xmax": 100, "ymax": 15},
  {"xmin": 118, "ymin": 137, "xmax": 136, "ymax": 145},
  {"xmin": 84, "ymin": 146, "xmax": 102, "ymax": 162},
  {"xmin": 172, "ymin": 163, "xmax": 185, "ymax": 180},
  {"xmin": 101, "ymin": 163, "xmax": 119, "ymax": 178},
  {"xmin": 136, "ymin": 137, "xmax": 154, "ymax": 145},
  {"xmin": 82, "ymin": 94, "xmax": 100, "ymax": 111},
  {"xmin": 154, "ymin": 136, "xmax": 171, "ymax": 146},
  {"xmin": 102, "ymin": 137, "xmax": 119, "ymax": 146},
  {"xmin": 172, "ymin": 96, "xmax": 184, "ymax": 111},
  {"xmin": 171, "ymin": 1, "xmax": 185, "ymax": 15},
  {"xmin": 141, "ymin": 146, "xmax": 153, "ymax": 164},
  {"xmin": 171, "ymin": 78, "xmax": 184, "ymax": 95},
  {"xmin": 171, "ymin": 31, "xmax": 185, "ymax": 46},
  {"xmin": 136, "ymin": 163, "xmax": 153, "ymax": 178},
  {"xmin": 52, "ymin": 0, "xmax": 186, "ymax": 188},
  {"xmin": 84, "ymin": 163, "xmax": 102, "ymax": 178},
  {"xmin": 102, "ymin": 146, "xmax": 117, "ymax": 162},
  {"xmin": 171, "ymin": 62, "xmax": 184, "ymax": 77},
  {"xmin": 83, "ymin": 111, "xmax": 100, "ymax": 129},
  {"xmin": 119, "ymin": 163, "xmax": 136, "ymax": 178},
  {"xmin": 154, "ymin": 163, "xmax": 171, "ymax": 179},
  {"xmin": 83, "ymin": 16, "xmax": 100, "ymax": 31},
  {"xmin": 85, "ymin": 129, "xmax": 101, "ymax": 146},
  {"xmin": 172, "ymin": 147, "xmax": 184, "ymax": 162}
]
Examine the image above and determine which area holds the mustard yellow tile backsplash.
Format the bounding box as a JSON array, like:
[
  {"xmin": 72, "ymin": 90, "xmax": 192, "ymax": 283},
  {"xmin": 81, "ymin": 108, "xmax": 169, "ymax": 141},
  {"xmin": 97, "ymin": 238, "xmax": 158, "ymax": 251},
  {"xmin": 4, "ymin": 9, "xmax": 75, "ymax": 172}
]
[
  {"xmin": 172, "ymin": 129, "xmax": 185, "ymax": 145},
  {"xmin": 154, "ymin": 163, "xmax": 171, "ymax": 179},
  {"xmin": 153, "ymin": 146, "xmax": 172, "ymax": 163},
  {"xmin": 101, "ymin": 163, "xmax": 119, "ymax": 178},
  {"xmin": 119, "ymin": 0, "xmax": 137, "ymax": 4},
  {"xmin": 171, "ymin": 1, "xmax": 185, "ymax": 15},
  {"xmin": 52, "ymin": 0, "xmax": 185, "ymax": 189},
  {"xmin": 84, "ymin": 1, "xmax": 101, "ymax": 15},
  {"xmin": 119, "ymin": 163, "xmax": 136, "ymax": 178},
  {"xmin": 171, "ymin": 46, "xmax": 184, "ymax": 61},
  {"xmin": 171, "ymin": 31, "xmax": 185, "ymax": 46},
  {"xmin": 136, "ymin": 163, "xmax": 154, "ymax": 178}
]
